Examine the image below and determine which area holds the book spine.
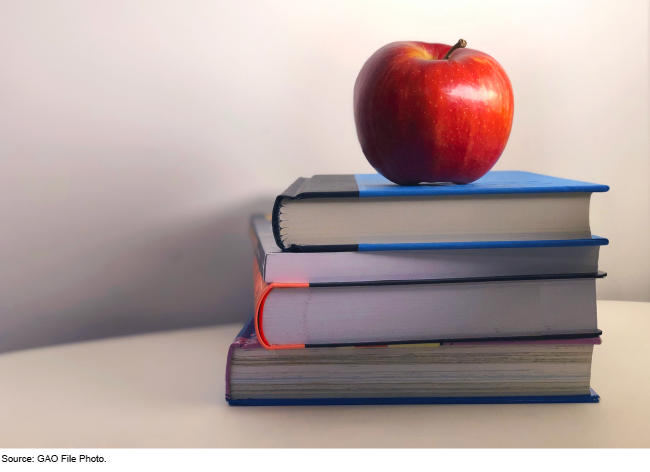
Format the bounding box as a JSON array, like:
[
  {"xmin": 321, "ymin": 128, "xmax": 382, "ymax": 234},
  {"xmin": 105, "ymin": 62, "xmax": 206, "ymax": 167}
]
[
  {"xmin": 225, "ymin": 319, "xmax": 258, "ymax": 400},
  {"xmin": 271, "ymin": 195, "xmax": 287, "ymax": 250},
  {"xmin": 252, "ymin": 260, "xmax": 307, "ymax": 350},
  {"xmin": 224, "ymin": 340, "xmax": 236, "ymax": 400},
  {"xmin": 271, "ymin": 175, "xmax": 360, "ymax": 252},
  {"xmin": 272, "ymin": 177, "xmax": 309, "ymax": 250},
  {"xmin": 249, "ymin": 217, "xmax": 268, "ymax": 279}
]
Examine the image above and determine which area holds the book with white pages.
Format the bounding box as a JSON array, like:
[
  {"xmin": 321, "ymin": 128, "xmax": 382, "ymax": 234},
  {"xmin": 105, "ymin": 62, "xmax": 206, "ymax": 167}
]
[{"xmin": 252, "ymin": 215, "xmax": 606, "ymax": 284}]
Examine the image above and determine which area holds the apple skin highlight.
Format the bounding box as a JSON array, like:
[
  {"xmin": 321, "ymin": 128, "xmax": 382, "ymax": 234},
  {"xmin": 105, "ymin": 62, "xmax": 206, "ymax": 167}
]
[{"xmin": 354, "ymin": 41, "xmax": 514, "ymax": 185}]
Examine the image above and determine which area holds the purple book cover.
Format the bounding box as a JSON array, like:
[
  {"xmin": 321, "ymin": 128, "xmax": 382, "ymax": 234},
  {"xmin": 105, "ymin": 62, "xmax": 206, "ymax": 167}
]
[{"xmin": 225, "ymin": 318, "xmax": 259, "ymax": 399}]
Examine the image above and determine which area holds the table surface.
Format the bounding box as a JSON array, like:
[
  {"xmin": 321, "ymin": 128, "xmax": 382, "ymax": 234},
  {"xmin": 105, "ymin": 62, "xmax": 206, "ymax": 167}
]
[{"xmin": 1, "ymin": 300, "xmax": 649, "ymax": 448}]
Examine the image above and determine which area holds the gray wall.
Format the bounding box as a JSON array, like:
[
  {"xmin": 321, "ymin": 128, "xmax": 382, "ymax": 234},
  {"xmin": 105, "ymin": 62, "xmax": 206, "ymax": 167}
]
[
  {"xmin": 0, "ymin": 1, "xmax": 648, "ymax": 353},
  {"xmin": 0, "ymin": 197, "xmax": 272, "ymax": 353}
]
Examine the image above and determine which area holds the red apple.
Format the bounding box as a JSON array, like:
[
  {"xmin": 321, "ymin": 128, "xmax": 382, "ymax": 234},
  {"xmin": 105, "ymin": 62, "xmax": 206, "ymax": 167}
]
[{"xmin": 353, "ymin": 40, "xmax": 514, "ymax": 185}]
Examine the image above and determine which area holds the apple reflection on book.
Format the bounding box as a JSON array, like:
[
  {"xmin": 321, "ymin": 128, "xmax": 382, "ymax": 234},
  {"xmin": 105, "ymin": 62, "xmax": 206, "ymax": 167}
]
[{"xmin": 226, "ymin": 171, "xmax": 609, "ymax": 406}]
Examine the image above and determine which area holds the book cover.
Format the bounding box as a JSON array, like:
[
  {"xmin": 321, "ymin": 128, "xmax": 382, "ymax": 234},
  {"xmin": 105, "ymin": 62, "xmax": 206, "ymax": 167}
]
[{"xmin": 228, "ymin": 391, "xmax": 600, "ymax": 407}]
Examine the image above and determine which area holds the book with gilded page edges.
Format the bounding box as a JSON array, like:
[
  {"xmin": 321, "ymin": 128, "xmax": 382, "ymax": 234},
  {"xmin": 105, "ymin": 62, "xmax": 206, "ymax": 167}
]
[
  {"xmin": 226, "ymin": 318, "xmax": 601, "ymax": 406},
  {"xmin": 272, "ymin": 171, "xmax": 609, "ymax": 252}
]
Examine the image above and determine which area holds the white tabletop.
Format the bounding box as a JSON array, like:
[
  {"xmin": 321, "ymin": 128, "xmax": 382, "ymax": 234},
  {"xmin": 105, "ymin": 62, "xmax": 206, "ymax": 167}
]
[{"xmin": 1, "ymin": 300, "xmax": 649, "ymax": 448}]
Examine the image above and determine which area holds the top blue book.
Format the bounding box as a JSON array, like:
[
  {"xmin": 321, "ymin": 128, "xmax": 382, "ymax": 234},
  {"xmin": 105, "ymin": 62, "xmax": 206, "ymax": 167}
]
[{"xmin": 272, "ymin": 171, "xmax": 609, "ymax": 252}]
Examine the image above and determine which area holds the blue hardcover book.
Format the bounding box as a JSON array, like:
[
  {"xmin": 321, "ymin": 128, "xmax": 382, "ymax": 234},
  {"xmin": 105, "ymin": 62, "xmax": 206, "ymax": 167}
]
[
  {"xmin": 226, "ymin": 318, "xmax": 601, "ymax": 406},
  {"xmin": 271, "ymin": 171, "xmax": 609, "ymax": 252}
]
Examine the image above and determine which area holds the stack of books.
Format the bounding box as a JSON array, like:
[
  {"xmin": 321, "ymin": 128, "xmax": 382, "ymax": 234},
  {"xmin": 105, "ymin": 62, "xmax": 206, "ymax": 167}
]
[{"xmin": 225, "ymin": 171, "xmax": 609, "ymax": 406}]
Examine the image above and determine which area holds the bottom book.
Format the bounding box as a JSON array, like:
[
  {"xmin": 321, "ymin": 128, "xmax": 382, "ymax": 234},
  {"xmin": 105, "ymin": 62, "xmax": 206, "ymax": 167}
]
[{"xmin": 226, "ymin": 319, "xmax": 601, "ymax": 406}]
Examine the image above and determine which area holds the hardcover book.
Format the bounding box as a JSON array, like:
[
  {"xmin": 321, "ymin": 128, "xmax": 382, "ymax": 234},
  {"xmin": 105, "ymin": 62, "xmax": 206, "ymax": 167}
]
[
  {"xmin": 252, "ymin": 215, "xmax": 605, "ymax": 284},
  {"xmin": 226, "ymin": 318, "xmax": 601, "ymax": 406},
  {"xmin": 253, "ymin": 260, "xmax": 605, "ymax": 350},
  {"xmin": 272, "ymin": 171, "xmax": 609, "ymax": 252}
]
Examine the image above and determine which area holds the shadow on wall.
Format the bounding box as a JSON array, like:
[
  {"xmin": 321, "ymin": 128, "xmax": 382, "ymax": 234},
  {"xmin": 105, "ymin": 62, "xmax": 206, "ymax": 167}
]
[{"xmin": 0, "ymin": 197, "xmax": 274, "ymax": 354}]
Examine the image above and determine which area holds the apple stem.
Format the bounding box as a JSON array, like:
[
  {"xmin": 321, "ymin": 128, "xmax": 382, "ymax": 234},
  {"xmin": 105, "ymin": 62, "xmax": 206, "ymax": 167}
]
[{"xmin": 443, "ymin": 39, "xmax": 467, "ymax": 59}]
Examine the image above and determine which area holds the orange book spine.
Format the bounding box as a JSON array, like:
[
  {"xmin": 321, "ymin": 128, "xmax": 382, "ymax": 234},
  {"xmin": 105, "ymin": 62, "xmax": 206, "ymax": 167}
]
[{"xmin": 253, "ymin": 260, "xmax": 307, "ymax": 350}]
